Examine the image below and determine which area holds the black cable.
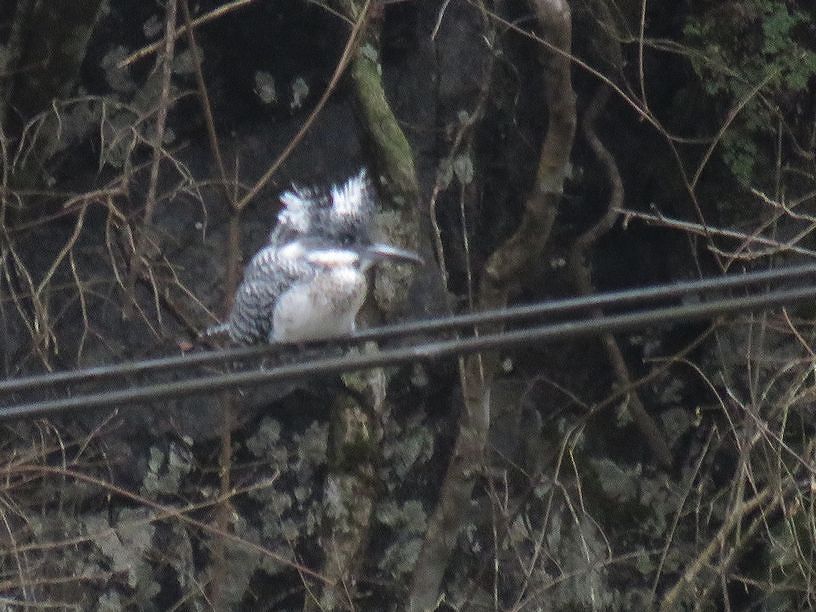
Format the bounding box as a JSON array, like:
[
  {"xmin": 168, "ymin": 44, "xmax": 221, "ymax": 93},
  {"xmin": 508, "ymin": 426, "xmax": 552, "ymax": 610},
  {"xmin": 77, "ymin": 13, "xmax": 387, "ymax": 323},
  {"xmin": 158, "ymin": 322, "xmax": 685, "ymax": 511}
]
[
  {"xmin": 2, "ymin": 261, "xmax": 816, "ymax": 396},
  {"xmin": 2, "ymin": 281, "xmax": 815, "ymax": 420}
]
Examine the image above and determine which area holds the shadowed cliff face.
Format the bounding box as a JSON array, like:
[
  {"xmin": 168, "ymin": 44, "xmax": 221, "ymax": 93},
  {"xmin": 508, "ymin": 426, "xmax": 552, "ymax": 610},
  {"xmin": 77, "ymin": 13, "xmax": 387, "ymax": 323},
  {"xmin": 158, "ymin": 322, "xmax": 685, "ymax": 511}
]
[{"xmin": 1, "ymin": 0, "xmax": 815, "ymax": 609}]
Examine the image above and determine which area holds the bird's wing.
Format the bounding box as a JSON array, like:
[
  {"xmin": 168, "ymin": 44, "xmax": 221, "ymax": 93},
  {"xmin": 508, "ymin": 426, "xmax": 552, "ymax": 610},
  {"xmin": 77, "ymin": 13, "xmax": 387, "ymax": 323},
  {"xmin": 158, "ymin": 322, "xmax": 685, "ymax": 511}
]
[
  {"xmin": 227, "ymin": 244, "xmax": 312, "ymax": 343},
  {"xmin": 228, "ymin": 278, "xmax": 281, "ymax": 343}
]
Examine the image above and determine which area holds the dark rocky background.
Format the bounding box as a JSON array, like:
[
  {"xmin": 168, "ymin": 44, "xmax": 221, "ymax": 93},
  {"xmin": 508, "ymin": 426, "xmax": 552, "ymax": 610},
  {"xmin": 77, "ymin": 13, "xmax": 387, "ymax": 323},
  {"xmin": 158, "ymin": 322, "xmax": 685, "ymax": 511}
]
[{"xmin": 0, "ymin": 0, "xmax": 815, "ymax": 609}]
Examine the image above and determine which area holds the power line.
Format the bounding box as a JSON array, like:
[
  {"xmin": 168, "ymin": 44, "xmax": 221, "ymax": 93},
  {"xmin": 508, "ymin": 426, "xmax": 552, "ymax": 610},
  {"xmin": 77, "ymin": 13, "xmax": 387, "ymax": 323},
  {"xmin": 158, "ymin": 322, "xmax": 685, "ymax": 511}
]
[
  {"xmin": 2, "ymin": 281, "xmax": 815, "ymax": 420},
  {"xmin": 2, "ymin": 261, "xmax": 816, "ymax": 396}
]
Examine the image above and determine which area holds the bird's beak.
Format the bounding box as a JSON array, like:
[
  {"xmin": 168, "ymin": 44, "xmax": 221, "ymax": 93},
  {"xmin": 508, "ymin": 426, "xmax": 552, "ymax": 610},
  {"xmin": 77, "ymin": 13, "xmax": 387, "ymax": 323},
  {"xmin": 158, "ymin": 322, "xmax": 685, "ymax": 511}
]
[{"xmin": 364, "ymin": 243, "xmax": 424, "ymax": 266}]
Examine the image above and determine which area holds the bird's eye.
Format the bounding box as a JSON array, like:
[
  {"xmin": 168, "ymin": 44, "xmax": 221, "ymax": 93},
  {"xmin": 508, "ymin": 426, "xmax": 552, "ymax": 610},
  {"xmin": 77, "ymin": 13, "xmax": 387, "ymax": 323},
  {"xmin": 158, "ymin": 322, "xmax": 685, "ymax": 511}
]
[{"xmin": 337, "ymin": 230, "xmax": 356, "ymax": 246}]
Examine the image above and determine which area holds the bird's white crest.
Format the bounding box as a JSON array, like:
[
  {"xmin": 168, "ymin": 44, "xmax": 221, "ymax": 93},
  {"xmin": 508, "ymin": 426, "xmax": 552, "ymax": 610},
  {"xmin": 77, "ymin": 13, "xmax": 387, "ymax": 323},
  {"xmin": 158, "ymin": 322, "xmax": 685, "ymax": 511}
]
[
  {"xmin": 278, "ymin": 190, "xmax": 312, "ymax": 233},
  {"xmin": 330, "ymin": 169, "xmax": 369, "ymax": 218}
]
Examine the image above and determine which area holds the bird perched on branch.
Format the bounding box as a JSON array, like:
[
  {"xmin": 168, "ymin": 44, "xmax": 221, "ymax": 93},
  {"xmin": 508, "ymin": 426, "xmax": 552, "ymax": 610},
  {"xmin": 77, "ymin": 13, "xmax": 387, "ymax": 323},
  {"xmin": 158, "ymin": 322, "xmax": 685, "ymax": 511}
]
[{"xmin": 211, "ymin": 170, "xmax": 422, "ymax": 344}]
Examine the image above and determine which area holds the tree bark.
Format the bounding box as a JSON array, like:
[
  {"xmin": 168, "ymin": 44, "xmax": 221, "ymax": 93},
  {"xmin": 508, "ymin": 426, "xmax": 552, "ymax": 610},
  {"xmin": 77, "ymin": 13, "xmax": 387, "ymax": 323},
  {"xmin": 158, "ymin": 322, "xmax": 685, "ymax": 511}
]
[{"xmin": 409, "ymin": 1, "xmax": 577, "ymax": 608}]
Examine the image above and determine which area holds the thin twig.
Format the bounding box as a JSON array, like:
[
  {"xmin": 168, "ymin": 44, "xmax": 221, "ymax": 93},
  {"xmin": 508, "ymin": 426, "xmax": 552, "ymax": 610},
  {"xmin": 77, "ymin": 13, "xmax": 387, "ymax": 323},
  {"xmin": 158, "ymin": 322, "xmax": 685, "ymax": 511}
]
[
  {"xmin": 117, "ymin": 0, "xmax": 256, "ymax": 68},
  {"xmin": 231, "ymin": 0, "xmax": 372, "ymax": 213},
  {"xmin": 125, "ymin": 0, "xmax": 178, "ymax": 315}
]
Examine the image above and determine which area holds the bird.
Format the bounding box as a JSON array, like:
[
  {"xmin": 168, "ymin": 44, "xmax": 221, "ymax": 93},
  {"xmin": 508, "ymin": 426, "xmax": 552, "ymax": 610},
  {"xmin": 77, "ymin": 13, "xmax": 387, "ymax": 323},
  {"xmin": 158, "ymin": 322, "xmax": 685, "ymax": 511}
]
[{"xmin": 213, "ymin": 170, "xmax": 422, "ymax": 344}]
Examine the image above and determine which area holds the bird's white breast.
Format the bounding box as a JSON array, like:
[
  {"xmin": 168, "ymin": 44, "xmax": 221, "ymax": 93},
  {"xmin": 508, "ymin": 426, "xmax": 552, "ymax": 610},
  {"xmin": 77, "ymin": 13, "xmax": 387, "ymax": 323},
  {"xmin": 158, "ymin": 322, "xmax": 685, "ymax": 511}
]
[{"xmin": 271, "ymin": 267, "xmax": 368, "ymax": 342}]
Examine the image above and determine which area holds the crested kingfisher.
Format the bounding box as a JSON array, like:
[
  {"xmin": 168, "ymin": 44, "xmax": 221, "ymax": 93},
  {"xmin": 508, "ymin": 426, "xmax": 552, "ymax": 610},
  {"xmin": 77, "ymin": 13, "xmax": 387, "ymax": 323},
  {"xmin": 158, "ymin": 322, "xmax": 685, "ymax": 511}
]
[{"xmin": 218, "ymin": 169, "xmax": 422, "ymax": 344}]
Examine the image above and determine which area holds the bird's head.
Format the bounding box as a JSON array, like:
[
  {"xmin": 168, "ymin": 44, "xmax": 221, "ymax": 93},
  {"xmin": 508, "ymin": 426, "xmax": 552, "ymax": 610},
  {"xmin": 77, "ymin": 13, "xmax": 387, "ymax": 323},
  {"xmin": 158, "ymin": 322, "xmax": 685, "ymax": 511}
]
[{"xmin": 273, "ymin": 169, "xmax": 374, "ymax": 247}]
